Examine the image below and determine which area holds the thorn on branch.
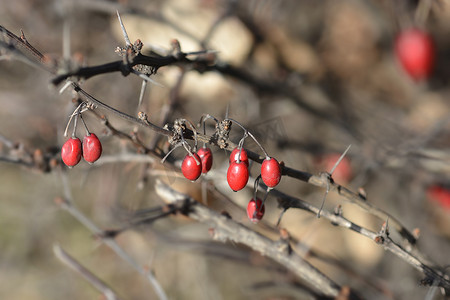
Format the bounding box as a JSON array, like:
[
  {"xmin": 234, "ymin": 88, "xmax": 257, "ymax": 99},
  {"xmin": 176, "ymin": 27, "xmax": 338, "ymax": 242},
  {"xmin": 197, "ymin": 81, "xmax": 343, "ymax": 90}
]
[
  {"xmin": 358, "ymin": 187, "xmax": 367, "ymax": 201},
  {"xmin": 374, "ymin": 220, "xmax": 390, "ymax": 245},
  {"xmin": 331, "ymin": 205, "xmax": 343, "ymax": 226},
  {"xmin": 220, "ymin": 211, "xmax": 232, "ymax": 219},
  {"xmin": 374, "ymin": 235, "xmax": 385, "ymax": 245},
  {"xmin": 276, "ymin": 228, "xmax": 292, "ymax": 255},
  {"xmin": 116, "ymin": 10, "xmax": 131, "ymax": 46}
]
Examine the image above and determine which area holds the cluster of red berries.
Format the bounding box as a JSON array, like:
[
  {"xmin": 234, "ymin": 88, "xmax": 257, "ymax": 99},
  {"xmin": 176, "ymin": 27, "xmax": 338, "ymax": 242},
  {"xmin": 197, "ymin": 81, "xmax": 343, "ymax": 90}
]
[
  {"xmin": 61, "ymin": 103, "xmax": 103, "ymax": 168},
  {"xmin": 395, "ymin": 27, "xmax": 435, "ymax": 81},
  {"xmin": 169, "ymin": 117, "xmax": 283, "ymax": 224},
  {"xmin": 61, "ymin": 133, "xmax": 102, "ymax": 167},
  {"xmin": 181, "ymin": 147, "xmax": 213, "ymax": 181},
  {"xmin": 226, "ymin": 148, "xmax": 282, "ymax": 192},
  {"xmin": 180, "ymin": 145, "xmax": 281, "ymax": 223}
]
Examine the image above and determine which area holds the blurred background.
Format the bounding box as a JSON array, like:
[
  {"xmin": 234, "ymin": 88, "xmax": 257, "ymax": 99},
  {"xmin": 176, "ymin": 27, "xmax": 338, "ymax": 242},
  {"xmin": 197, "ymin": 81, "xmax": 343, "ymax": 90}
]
[{"xmin": 1, "ymin": 0, "xmax": 450, "ymax": 299}]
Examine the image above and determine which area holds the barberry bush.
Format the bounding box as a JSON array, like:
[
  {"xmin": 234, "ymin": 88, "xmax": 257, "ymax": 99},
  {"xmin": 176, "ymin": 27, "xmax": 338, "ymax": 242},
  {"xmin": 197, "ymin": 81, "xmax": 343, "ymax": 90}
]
[{"xmin": 1, "ymin": 1, "xmax": 450, "ymax": 299}]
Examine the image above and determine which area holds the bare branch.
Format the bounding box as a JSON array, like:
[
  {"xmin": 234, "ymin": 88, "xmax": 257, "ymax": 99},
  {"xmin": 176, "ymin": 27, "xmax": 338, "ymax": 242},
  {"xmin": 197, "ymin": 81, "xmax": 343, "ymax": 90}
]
[
  {"xmin": 154, "ymin": 179, "xmax": 351, "ymax": 299},
  {"xmin": 273, "ymin": 188, "xmax": 450, "ymax": 292},
  {"xmin": 53, "ymin": 244, "xmax": 124, "ymax": 300},
  {"xmin": 57, "ymin": 171, "xmax": 168, "ymax": 300}
]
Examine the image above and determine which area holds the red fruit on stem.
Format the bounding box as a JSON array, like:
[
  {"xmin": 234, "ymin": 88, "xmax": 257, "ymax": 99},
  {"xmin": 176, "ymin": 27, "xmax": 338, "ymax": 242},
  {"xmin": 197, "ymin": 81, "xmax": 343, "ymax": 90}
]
[
  {"xmin": 247, "ymin": 198, "xmax": 265, "ymax": 223},
  {"xmin": 227, "ymin": 161, "xmax": 249, "ymax": 191},
  {"xmin": 427, "ymin": 185, "xmax": 450, "ymax": 211},
  {"xmin": 261, "ymin": 157, "xmax": 281, "ymax": 188},
  {"xmin": 229, "ymin": 147, "xmax": 249, "ymax": 167},
  {"xmin": 181, "ymin": 153, "xmax": 202, "ymax": 181},
  {"xmin": 395, "ymin": 28, "xmax": 435, "ymax": 81},
  {"xmin": 197, "ymin": 147, "xmax": 213, "ymax": 174},
  {"xmin": 61, "ymin": 137, "xmax": 82, "ymax": 167},
  {"xmin": 82, "ymin": 133, "xmax": 102, "ymax": 163}
]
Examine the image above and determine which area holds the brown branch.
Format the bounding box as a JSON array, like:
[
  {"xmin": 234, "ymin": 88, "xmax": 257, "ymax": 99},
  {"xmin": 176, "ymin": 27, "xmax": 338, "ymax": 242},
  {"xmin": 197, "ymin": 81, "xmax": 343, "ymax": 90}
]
[
  {"xmin": 72, "ymin": 83, "xmax": 173, "ymax": 138},
  {"xmin": 154, "ymin": 179, "xmax": 359, "ymax": 299},
  {"xmin": 51, "ymin": 53, "xmax": 179, "ymax": 85},
  {"xmin": 273, "ymin": 188, "xmax": 450, "ymax": 292},
  {"xmin": 307, "ymin": 173, "xmax": 417, "ymax": 245}
]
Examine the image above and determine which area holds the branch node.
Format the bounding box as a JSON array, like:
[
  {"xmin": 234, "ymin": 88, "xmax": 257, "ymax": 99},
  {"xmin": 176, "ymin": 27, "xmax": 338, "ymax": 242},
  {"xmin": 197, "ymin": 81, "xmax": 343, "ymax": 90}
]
[{"xmin": 276, "ymin": 228, "xmax": 292, "ymax": 255}]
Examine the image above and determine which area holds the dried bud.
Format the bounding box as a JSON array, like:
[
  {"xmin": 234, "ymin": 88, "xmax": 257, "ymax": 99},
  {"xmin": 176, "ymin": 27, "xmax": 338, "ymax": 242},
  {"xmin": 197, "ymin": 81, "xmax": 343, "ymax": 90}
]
[
  {"xmin": 279, "ymin": 228, "xmax": 290, "ymax": 240},
  {"xmin": 374, "ymin": 236, "xmax": 384, "ymax": 244}
]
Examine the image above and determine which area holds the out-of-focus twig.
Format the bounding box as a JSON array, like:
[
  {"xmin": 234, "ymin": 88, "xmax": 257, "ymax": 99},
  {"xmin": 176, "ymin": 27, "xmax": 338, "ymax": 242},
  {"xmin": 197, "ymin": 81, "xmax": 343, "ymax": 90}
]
[
  {"xmin": 53, "ymin": 244, "xmax": 124, "ymax": 300},
  {"xmin": 57, "ymin": 170, "xmax": 168, "ymax": 300}
]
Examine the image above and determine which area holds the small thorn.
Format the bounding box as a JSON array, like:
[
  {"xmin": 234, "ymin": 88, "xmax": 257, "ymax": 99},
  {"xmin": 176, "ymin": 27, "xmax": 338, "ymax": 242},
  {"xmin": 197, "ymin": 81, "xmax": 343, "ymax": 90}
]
[
  {"xmin": 276, "ymin": 208, "xmax": 287, "ymax": 227},
  {"xmin": 116, "ymin": 10, "xmax": 131, "ymax": 46},
  {"xmin": 225, "ymin": 102, "xmax": 229, "ymax": 119},
  {"xmin": 138, "ymin": 80, "xmax": 147, "ymax": 108},
  {"xmin": 20, "ymin": 29, "xmax": 27, "ymax": 42},
  {"xmin": 317, "ymin": 179, "xmax": 330, "ymax": 218},
  {"xmin": 184, "ymin": 49, "xmax": 220, "ymax": 56},
  {"xmin": 329, "ymin": 144, "xmax": 351, "ymax": 175},
  {"xmin": 59, "ymin": 81, "xmax": 72, "ymax": 94},
  {"xmin": 358, "ymin": 187, "xmax": 367, "ymax": 200},
  {"xmin": 62, "ymin": 20, "xmax": 71, "ymax": 61},
  {"xmin": 132, "ymin": 70, "xmax": 164, "ymax": 87}
]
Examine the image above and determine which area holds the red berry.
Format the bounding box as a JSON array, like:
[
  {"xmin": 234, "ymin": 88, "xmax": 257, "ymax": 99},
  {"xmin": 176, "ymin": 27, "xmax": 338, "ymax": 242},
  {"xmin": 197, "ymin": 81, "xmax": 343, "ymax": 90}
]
[
  {"xmin": 261, "ymin": 157, "xmax": 281, "ymax": 188},
  {"xmin": 181, "ymin": 153, "xmax": 202, "ymax": 181},
  {"xmin": 82, "ymin": 133, "xmax": 102, "ymax": 163},
  {"xmin": 197, "ymin": 147, "xmax": 213, "ymax": 174},
  {"xmin": 229, "ymin": 147, "xmax": 249, "ymax": 167},
  {"xmin": 427, "ymin": 185, "xmax": 450, "ymax": 211},
  {"xmin": 227, "ymin": 161, "xmax": 249, "ymax": 191},
  {"xmin": 395, "ymin": 28, "xmax": 435, "ymax": 81},
  {"xmin": 247, "ymin": 198, "xmax": 265, "ymax": 223},
  {"xmin": 61, "ymin": 137, "xmax": 82, "ymax": 167}
]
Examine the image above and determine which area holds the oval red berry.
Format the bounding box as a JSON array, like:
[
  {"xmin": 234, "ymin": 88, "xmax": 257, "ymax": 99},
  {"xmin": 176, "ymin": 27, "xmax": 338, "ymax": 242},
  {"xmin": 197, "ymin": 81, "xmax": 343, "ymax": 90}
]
[
  {"xmin": 61, "ymin": 137, "xmax": 82, "ymax": 167},
  {"xmin": 247, "ymin": 198, "xmax": 265, "ymax": 223},
  {"xmin": 395, "ymin": 28, "xmax": 434, "ymax": 81},
  {"xmin": 197, "ymin": 147, "xmax": 213, "ymax": 174},
  {"xmin": 261, "ymin": 157, "xmax": 281, "ymax": 188},
  {"xmin": 229, "ymin": 148, "xmax": 249, "ymax": 167},
  {"xmin": 82, "ymin": 133, "xmax": 102, "ymax": 163},
  {"xmin": 181, "ymin": 153, "xmax": 202, "ymax": 181},
  {"xmin": 227, "ymin": 161, "xmax": 249, "ymax": 191}
]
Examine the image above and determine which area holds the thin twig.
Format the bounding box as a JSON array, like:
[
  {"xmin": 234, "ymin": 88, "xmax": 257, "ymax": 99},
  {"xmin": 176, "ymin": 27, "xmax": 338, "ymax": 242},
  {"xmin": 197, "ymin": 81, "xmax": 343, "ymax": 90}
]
[
  {"xmin": 57, "ymin": 170, "xmax": 168, "ymax": 300},
  {"xmin": 53, "ymin": 244, "xmax": 124, "ymax": 300},
  {"xmin": 72, "ymin": 83, "xmax": 172, "ymax": 137}
]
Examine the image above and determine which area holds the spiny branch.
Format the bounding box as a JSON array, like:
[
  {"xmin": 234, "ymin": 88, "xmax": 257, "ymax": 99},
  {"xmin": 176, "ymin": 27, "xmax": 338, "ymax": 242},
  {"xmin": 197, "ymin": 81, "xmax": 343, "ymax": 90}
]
[
  {"xmin": 154, "ymin": 179, "xmax": 356, "ymax": 299},
  {"xmin": 272, "ymin": 189, "xmax": 450, "ymax": 292}
]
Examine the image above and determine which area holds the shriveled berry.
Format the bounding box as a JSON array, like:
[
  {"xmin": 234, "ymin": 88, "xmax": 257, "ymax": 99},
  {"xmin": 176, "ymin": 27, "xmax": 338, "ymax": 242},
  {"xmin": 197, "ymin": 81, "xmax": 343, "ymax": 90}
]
[
  {"xmin": 82, "ymin": 133, "xmax": 102, "ymax": 164},
  {"xmin": 261, "ymin": 157, "xmax": 281, "ymax": 188},
  {"xmin": 197, "ymin": 147, "xmax": 213, "ymax": 174},
  {"xmin": 227, "ymin": 161, "xmax": 249, "ymax": 191},
  {"xmin": 247, "ymin": 198, "xmax": 265, "ymax": 223},
  {"xmin": 61, "ymin": 137, "xmax": 82, "ymax": 167},
  {"xmin": 181, "ymin": 153, "xmax": 202, "ymax": 181},
  {"xmin": 229, "ymin": 147, "xmax": 249, "ymax": 167},
  {"xmin": 395, "ymin": 28, "xmax": 435, "ymax": 81}
]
